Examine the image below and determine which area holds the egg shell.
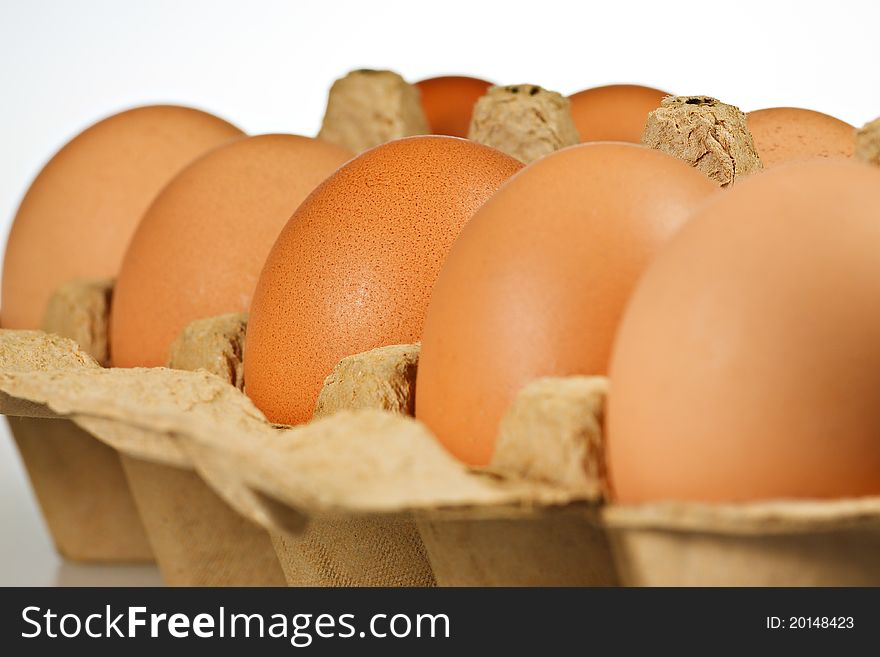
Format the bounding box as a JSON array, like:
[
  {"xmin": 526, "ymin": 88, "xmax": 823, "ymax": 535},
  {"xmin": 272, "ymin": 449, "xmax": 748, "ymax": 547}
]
[
  {"xmin": 607, "ymin": 159, "xmax": 880, "ymax": 503},
  {"xmin": 244, "ymin": 136, "xmax": 523, "ymax": 425},
  {"xmin": 569, "ymin": 84, "xmax": 668, "ymax": 143},
  {"xmin": 415, "ymin": 142, "xmax": 717, "ymax": 466},
  {"xmin": 1, "ymin": 106, "xmax": 242, "ymax": 329},
  {"xmin": 415, "ymin": 76, "xmax": 493, "ymax": 138},
  {"xmin": 747, "ymin": 107, "xmax": 854, "ymax": 168},
  {"xmin": 110, "ymin": 134, "xmax": 353, "ymax": 368}
]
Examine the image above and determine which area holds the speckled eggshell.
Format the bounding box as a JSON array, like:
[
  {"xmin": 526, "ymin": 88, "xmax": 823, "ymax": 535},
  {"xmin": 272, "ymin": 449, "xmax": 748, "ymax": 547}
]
[
  {"xmin": 2, "ymin": 105, "xmax": 242, "ymax": 329},
  {"xmin": 569, "ymin": 84, "xmax": 668, "ymax": 143},
  {"xmin": 607, "ymin": 159, "xmax": 880, "ymax": 503},
  {"xmin": 415, "ymin": 76, "xmax": 492, "ymax": 137},
  {"xmin": 747, "ymin": 107, "xmax": 854, "ymax": 168},
  {"xmin": 244, "ymin": 136, "xmax": 523, "ymax": 425},
  {"xmin": 110, "ymin": 134, "xmax": 354, "ymax": 368},
  {"xmin": 415, "ymin": 142, "xmax": 717, "ymax": 466}
]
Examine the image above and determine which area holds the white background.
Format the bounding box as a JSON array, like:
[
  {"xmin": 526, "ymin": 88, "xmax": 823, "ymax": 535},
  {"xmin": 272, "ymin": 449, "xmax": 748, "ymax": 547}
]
[{"xmin": 0, "ymin": 0, "xmax": 879, "ymax": 585}]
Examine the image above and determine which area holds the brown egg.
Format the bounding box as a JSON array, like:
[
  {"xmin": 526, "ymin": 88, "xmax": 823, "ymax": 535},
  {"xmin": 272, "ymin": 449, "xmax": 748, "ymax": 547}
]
[
  {"xmin": 747, "ymin": 107, "xmax": 854, "ymax": 168},
  {"xmin": 111, "ymin": 134, "xmax": 353, "ymax": 367},
  {"xmin": 607, "ymin": 159, "xmax": 880, "ymax": 503},
  {"xmin": 415, "ymin": 76, "xmax": 493, "ymax": 137},
  {"xmin": 244, "ymin": 136, "xmax": 522, "ymax": 425},
  {"xmin": 415, "ymin": 143, "xmax": 716, "ymax": 466},
  {"xmin": 569, "ymin": 84, "xmax": 668, "ymax": 143},
  {"xmin": 1, "ymin": 106, "xmax": 242, "ymax": 329}
]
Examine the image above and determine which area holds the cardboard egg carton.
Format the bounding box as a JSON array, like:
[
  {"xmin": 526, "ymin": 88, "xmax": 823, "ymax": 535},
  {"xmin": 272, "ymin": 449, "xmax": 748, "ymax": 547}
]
[
  {"xmin": 2, "ymin": 281, "xmax": 879, "ymax": 586},
  {"xmin": 1, "ymin": 281, "xmax": 284, "ymax": 584},
  {"xmin": 2, "ymin": 285, "xmax": 153, "ymax": 563}
]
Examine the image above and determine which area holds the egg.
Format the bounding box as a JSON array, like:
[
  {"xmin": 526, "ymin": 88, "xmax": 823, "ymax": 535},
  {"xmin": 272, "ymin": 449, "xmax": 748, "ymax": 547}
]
[
  {"xmin": 1, "ymin": 105, "xmax": 242, "ymax": 329},
  {"xmin": 244, "ymin": 136, "xmax": 522, "ymax": 425},
  {"xmin": 415, "ymin": 76, "xmax": 493, "ymax": 138},
  {"xmin": 747, "ymin": 107, "xmax": 854, "ymax": 168},
  {"xmin": 110, "ymin": 134, "xmax": 353, "ymax": 367},
  {"xmin": 568, "ymin": 84, "xmax": 668, "ymax": 143},
  {"xmin": 415, "ymin": 143, "xmax": 716, "ymax": 466},
  {"xmin": 607, "ymin": 159, "xmax": 880, "ymax": 503}
]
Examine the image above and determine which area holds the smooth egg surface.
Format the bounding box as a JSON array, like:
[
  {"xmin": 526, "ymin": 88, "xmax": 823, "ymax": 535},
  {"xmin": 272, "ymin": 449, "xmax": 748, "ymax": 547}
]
[
  {"xmin": 2, "ymin": 105, "xmax": 242, "ymax": 329},
  {"xmin": 569, "ymin": 84, "xmax": 668, "ymax": 143},
  {"xmin": 415, "ymin": 142, "xmax": 716, "ymax": 466},
  {"xmin": 416, "ymin": 76, "xmax": 493, "ymax": 137},
  {"xmin": 608, "ymin": 159, "xmax": 880, "ymax": 503},
  {"xmin": 111, "ymin": 134, "xmax": 353, "ymax": 367}
]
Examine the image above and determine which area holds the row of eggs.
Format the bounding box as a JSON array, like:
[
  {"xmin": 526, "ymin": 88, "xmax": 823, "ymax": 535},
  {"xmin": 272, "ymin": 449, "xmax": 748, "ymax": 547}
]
[{"xmin": 2, "ymin": 75, "xmax": 877, "ymax": 505}]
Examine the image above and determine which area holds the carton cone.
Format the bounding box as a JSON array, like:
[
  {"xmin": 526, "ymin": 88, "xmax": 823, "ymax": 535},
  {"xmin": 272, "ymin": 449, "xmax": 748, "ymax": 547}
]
[
  {"xmin": 416, "ymin": 375, "xmax": 615, "ymax": 586},
  {"xmin": 266, "ymin": 344, "xmax": 434, "ymax": 586}
]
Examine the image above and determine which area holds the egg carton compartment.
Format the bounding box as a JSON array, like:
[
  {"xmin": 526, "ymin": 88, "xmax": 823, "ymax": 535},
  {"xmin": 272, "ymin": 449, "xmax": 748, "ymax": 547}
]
[
  {"xmin": 0, "ymin": 282, "xmax": 438, "ymax": 587},
  {"xmin": 0, "ymin": 336, "xmax": 288, "ymax": 586},
  {"xmin": 604, "ymin": 498, "xmax": 880, "ymax": 586},
  {"xmin": 121, "ymin": 455, "xmax": 284, "ymax": 586},
  {"xmin": 6, "ymin": 415, "xmax": 152, "ymax": 562},
  {"xmin": 218, "ymin": 348, "xmax": 880, "ymax": 587},
  {"xmin": 415, "ymin": 508, "xmax": 617, "ymax": 587},
  {"xmin": 0, "ymin": 327, "xmax": 602, "ymax": 587},
  {"xmin": 180, "ymin": 415, "xmax": 436, "ymax": 588},
  {"xmin": 0, "ymin": 280, "xmax": 284, "ymax": 585},
  {"xmin": 3, "ymin": 289, "xmax": 879, "ymax": 587},
  {"xmin": 1, "ymin": 283, "xmax": 153, "ymax": 563},
  {"xmin": 269, "ymin": 516, "xmax": 435, "ymax": 587}
]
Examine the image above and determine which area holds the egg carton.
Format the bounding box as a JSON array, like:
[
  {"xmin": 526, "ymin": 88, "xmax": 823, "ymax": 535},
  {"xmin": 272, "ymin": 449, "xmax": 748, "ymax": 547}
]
[
  {"xmin": 0, "ymin": 279, "xmax": 603, "ymax": 587},
  {"xmin": 5, "ymin": 415, "xmax": 153, "ymax": 563},
  {"xmin": 1, "ymin": 281, "xmax": 284, "ymax": 584},
  {"xmin": 0, "ymin": 339, "xmax": 286, "ymax": 586},
  {"xmin": 2, "ymin": 284, "xmax": 879, "ymax": 586},
  {"xmin": 2, "ymin": 280, "xmax": 153, "ymax": 563}
]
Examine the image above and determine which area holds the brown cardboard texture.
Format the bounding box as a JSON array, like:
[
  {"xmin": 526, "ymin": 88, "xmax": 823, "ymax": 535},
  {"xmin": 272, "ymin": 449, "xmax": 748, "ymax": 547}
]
[
  {"xmin": 268, "ymin": 345, "xmax": 611, "ymax": 587},
  {"xmin": 127, "ymin": 309, "xmax": 285, "ymax": 586},
  {"xmin": 0, "ymin": 331, "xmax": 604, "ymax": 586},
  {"xmin": 642, "ymin": 96, "xmax": 762, "ymax": 186},
  {"xmin": 2, "ymin": 325, "xmax": 880, "ymax": 586},
  {"xmin": 168, "ymin": 313, "xmax": 247, "ymax": 390},
  {"xmin": 468, "ymin": 84, "xmax": 580, "ymax": 164},
  {"xmin": 318, "ymin": 69, "xmax": 429, "ymax": 153},
  {"xmin": 416, "ymin": 375, "xmax": 617, "ymax": 586},
  {"xmin": 603, "ymin": 498, "xmax": 880, "ymax": 586},
  {"xmin": 0, "ymin": 322, "xmax": 153, "ymax": 562},
  {"xmin": 277, "ymin": 343, "xmax": 434, "ymax": 586},
  {"xmin": 856, "ymin": 117, "xmax": 880, "ymax": 166},
  {"xmin": 121, "ymin": 455, "xmax": 284, "ymax": 586},
  {"xmin": 3, "ymin": 279, "xmax": 282, "ymax": 583},
  {"xmin": 0, "ymin": 347, "xmax": 285, "ymax": 585}
]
